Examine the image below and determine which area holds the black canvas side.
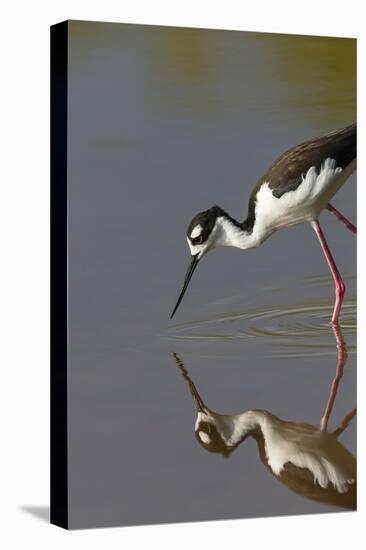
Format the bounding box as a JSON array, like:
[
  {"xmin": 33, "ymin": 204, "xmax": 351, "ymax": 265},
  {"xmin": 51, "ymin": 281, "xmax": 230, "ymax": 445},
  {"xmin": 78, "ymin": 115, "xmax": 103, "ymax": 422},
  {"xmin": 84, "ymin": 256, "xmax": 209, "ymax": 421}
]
[{"xmin": 50, "ymin": 20, "xmax": 68, "ymax": 529}]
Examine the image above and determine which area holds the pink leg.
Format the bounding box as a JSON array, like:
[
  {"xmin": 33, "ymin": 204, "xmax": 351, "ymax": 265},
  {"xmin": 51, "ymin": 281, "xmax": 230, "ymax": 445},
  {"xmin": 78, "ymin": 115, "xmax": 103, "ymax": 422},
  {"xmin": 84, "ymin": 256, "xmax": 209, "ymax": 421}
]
[
  {"xmin": 320, "ymin": 323, "xmax": 347, "ymax": 432},
  {"xmin": 327, "ymin": 203, "xmax": 356, "ymax": 235},
  {"xmin": 332, "ymin": 408, "xmax": 356, "ymax": 438},
  {"xmin": 311, "ymin": 220, "xmax": 346, "ymax": 325}
]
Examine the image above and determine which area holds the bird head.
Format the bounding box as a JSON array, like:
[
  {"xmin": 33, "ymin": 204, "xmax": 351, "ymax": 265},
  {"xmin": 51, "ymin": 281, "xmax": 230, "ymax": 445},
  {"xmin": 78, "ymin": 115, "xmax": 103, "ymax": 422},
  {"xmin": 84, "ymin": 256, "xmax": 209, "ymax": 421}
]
[
  {"xmin": 194, "ymin": 416, "xmax": 235, "ymax": 458},
  {"xmin": 172, "ymin": 352, "xmax": 238, "ymax": 458},
  {"xmin": 170, "ymin": 206, "xmax": 226, "ymax": 318}
]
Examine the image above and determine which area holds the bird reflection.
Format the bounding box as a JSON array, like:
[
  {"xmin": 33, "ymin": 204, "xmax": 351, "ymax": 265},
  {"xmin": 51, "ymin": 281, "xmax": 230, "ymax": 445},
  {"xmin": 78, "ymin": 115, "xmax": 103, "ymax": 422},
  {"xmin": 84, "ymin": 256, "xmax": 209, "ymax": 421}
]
[
  {"xmin": 172, "ymin": 326, "xmax": 356, "ymax": 510},
  {"xmin": 320, "ymin": 323, "xmax": 355, "ymax": 433}
]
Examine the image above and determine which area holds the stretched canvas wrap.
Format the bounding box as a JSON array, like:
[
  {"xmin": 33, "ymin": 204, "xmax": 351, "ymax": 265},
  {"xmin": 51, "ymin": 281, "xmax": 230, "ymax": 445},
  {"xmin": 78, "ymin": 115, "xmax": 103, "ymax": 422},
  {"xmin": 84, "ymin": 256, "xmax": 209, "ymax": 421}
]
[{"xmin": 51, "ymin": 20, "xmax": 356, "ymax": 529}]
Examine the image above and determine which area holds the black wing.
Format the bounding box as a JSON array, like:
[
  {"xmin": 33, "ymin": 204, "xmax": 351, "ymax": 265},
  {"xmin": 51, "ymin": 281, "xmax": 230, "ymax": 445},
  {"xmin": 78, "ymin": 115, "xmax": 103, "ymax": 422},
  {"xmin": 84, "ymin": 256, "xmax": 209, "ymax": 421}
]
[{"xmin": 244, "ymin": 124, "xmax": 356, "ymax": 229}]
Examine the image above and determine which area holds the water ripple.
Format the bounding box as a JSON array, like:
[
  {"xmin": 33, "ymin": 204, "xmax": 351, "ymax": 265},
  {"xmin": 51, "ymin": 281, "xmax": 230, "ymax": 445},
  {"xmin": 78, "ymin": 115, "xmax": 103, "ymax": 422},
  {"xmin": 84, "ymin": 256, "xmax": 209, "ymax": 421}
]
[{"xmin": 167, "ymin": 298, "xmax": 356, "ymax": 357}]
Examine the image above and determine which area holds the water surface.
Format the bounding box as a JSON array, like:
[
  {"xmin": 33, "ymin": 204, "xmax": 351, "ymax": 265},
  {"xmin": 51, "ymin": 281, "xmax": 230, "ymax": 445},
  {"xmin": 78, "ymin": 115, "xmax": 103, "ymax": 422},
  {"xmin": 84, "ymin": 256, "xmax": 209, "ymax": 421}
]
[{"xmin": 67, "ymin": 21, "xmax": 356, "ymax": 528}]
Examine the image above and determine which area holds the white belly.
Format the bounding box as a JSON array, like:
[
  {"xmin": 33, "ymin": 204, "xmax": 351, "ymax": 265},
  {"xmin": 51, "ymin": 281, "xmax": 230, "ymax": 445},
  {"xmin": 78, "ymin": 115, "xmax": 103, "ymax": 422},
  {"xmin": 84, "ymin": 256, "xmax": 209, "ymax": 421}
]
[{"xmin": 253, "ymin": 158, "xmax": 356, "ymax": 243}]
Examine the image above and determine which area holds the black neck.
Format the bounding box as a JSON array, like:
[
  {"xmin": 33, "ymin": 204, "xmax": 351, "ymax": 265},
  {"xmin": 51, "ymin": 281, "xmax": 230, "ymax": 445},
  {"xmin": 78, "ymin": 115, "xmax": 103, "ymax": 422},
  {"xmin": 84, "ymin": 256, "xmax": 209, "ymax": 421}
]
[{"xmin": 215, "ymin": 206, "xmax": 255, "ymax": 234}]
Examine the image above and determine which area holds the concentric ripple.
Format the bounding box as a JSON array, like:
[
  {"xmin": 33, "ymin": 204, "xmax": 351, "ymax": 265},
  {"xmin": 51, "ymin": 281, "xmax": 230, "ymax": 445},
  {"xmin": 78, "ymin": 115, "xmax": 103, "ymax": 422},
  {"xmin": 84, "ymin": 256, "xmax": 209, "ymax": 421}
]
[{"xmin": 167, "ymin": 275, "xmax": 356, "ymax": 357}]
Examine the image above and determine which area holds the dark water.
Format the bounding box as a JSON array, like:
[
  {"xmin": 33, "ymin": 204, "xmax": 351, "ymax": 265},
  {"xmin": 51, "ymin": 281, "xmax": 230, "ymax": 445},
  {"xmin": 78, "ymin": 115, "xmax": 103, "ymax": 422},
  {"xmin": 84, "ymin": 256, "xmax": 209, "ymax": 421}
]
[{"xmin": 67, "ymin": 21, "xmax": 356, "ymax": 528}]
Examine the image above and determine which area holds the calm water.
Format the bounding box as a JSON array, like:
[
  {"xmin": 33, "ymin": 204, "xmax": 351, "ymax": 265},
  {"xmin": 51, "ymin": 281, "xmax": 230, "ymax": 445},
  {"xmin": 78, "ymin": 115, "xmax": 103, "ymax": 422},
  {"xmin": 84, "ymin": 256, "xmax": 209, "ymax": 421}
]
[{"xmin": 67, "ymin": 21, "xmax": 356, "ymax": 528}]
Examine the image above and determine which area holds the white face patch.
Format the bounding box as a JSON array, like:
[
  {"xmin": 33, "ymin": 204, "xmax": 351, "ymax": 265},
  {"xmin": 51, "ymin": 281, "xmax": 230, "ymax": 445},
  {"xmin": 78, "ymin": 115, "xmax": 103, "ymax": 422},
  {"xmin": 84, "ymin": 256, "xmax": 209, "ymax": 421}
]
[
  {"xmin": 187, "ymin": 236, "xmax": 202, "ymax": 257},
  {"xmin": 186, "ymin": 220, "xmax": 219, "ymax": 258},
  {"xmin": 198, "ymin": 431, "xmax": 211, "ymax": 444},
  {"xmin": 190, "ymin": 224, "xmax": 203, "ymax": 239}
]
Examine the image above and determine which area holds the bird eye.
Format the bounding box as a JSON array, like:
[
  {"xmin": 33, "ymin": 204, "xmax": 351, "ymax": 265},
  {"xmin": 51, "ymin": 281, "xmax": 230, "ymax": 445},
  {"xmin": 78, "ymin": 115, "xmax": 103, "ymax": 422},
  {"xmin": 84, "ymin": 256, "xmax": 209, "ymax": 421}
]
[{"xmin": 202, "ymin": 422, "xmax": 211, "ymax": 434}]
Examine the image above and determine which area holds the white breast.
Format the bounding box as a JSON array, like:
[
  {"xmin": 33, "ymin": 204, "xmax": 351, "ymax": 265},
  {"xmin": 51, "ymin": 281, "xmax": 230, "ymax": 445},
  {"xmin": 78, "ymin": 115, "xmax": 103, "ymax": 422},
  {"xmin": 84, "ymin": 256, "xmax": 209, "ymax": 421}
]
[
  {"xmin": 261, "ymin": 418, "xmax": 355, "ymax": 493},
  {"xmin": 253, "ymin": 158, "xmax": 355, "ymax": 242}
]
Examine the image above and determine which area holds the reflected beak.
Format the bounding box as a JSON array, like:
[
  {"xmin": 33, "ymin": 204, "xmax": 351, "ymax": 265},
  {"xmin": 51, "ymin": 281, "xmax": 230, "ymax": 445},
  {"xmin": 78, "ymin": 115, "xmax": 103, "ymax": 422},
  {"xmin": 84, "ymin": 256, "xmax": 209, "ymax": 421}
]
[
  {"xmin": 170, "ymin": 254, "xmax": 200, "ymax": 319},
  {"xmin": 188, "ymin": 378, "xmax": 208, "ymax": 414},
  {"xmin": 172, "ymin": 352, "xmax": 208, "ymax": 413}
]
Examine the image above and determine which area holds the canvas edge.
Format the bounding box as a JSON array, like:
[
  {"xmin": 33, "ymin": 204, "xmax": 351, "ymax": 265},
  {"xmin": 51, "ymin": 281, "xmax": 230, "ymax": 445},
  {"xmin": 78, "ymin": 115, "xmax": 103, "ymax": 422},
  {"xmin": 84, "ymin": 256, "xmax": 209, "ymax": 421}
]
[{"xmin": 50, "ymin": 20, "xmax": 69, "ymax": 530}]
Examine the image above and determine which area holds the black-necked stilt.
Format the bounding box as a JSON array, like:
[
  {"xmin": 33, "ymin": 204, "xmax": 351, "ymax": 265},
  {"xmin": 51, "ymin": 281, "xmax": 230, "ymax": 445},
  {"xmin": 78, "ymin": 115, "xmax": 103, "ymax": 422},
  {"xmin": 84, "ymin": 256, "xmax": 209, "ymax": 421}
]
[
  {"xmin": 173, "ymin": 352, "xmax": 356, "ymax": 509},
  {"xmin": 171, "ymin": 124, "xmax": 356, "ymax": 323}
]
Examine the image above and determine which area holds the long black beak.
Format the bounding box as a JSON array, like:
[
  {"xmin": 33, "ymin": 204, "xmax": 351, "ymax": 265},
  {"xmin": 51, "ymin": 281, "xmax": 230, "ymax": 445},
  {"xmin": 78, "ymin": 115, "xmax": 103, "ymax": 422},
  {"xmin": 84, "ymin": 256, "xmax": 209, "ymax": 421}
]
[{"xmin": 170, "ymin": 254, "xmax": 200, "ymax": 319}]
